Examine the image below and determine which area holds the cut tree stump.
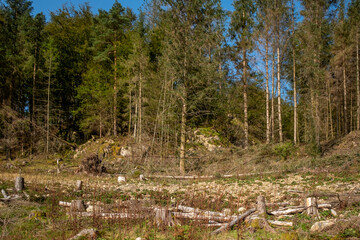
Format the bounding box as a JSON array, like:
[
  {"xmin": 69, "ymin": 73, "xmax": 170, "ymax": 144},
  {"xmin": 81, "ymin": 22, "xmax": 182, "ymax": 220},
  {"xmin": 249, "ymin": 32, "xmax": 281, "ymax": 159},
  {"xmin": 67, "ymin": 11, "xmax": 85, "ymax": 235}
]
[
  {"xmin": 70, "ymin": 200, "xmax": 85, "ymax": 212},
  {"xmin": 256, "ymin": 195, "xmax": 276, "ymax": 233},
  {"xmin": 306, "ymin": 197, "xmax": 319, "ymax": 217},
  {"xmin": 76, "ymin": 180, "xmax": 83, "ymax": 191},
  {"xmin": 15, "ymin": 176, "xmax": 24, "ymax": 192}
]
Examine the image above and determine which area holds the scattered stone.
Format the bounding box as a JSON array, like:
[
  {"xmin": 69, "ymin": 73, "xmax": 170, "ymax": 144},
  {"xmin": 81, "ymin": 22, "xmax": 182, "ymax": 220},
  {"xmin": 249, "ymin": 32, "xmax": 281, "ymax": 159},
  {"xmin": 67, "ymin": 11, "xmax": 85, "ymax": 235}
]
[
  {"xmin": 118, "ymin": 176, "xmax": 126, "ymax": 183},
  {"xmin": 310, "ymin": 220, "xmax": 336, "ymax": 232}
]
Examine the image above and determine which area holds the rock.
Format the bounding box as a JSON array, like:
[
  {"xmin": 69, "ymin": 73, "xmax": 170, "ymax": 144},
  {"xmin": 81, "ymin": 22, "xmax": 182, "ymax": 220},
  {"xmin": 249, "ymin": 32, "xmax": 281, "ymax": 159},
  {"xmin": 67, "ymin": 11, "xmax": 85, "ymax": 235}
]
[
  {"xmin": 120, "ymin": 147, "xmax": 131, "ymax": 157},
  {"xmin": 118, "ymin": 176, "xmax": 126, "ymax": 183},
  {"xmin": 310, "ymin": 220, "xmax": 336, "ymax": 232},
  {"xmin": 135, "ymin": 238, "xmax": 143, "ymax": 240},
  {"xmin": 238, "ymin": 207, "xmax": 246, "ymax": 214}
]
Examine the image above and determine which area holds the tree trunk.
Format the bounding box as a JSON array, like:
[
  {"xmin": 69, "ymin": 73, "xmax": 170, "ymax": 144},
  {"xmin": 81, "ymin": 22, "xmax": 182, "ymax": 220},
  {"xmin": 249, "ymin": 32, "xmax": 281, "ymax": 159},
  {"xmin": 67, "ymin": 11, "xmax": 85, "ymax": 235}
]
[
  {"xmin": 113, "ymin": 42, "xmax": 117, "ymax": 137},
  {"xmin": 271, "ymin": 45, "xmax": 275, "ymax": 142},
  {"xmin": 277, "ymin": 37, "xmax": 283, "ymax": 142},
  {"xmin": 180, "ymin": 96, "xmax": 186, "ymax": 175},
  {"xmin": 139, "ymin": 70, "xmax": 142, "ymax": 145},
  {"xmin": 15, "ymin": 176, "xmax": 24, "ymax": 192},
  {"xmin": 357, "ymin": 29, "xmax": 359, "ymax": 131},
  {"xmin": 99, "ymin": 111, "xmax": 102, "ymax": 138},
  {"xmin": 243, "ymin": 49, "xmax": 249, "ymax": 147},
  {"xmin": 265, "ymin": 38, "xmax": 270, "ymax": 144},
  {"xmin": 46, "ymin": 54, "xmax": 52, "ymax": 156},
  {"xmin": 292, "ymin": 0, "xmax": 297, "ymax": 144},
  {"xmin": 343, "ymin": 52, "xmax": 347, "ymax": 134}
]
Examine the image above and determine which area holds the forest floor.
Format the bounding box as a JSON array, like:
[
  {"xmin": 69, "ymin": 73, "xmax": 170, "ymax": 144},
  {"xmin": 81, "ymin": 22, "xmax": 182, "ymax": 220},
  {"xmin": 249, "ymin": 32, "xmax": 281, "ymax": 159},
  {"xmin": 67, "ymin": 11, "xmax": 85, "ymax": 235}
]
[{"xmin": 1, "ymin": 132, "xmax": 360, "ymax": 239}]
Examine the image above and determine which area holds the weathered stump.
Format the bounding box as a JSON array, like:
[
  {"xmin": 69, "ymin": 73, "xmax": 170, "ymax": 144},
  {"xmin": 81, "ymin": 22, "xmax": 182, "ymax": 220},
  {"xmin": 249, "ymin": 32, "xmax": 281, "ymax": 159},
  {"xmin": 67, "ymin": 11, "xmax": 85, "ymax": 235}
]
[
  {"xmin": 70, "ymin": 200, "xmax": 86, "ymax": 212},
  {"xmin": 306, "ymin": 197, "xmax": 319, "ymax": 217},
  {"xmin": 15, "ymin": 176, "xmax": 24, "ymax": 192},
  {"xmin": 76, "ymin": 180, "xmax": 83, "ymax": 191}
]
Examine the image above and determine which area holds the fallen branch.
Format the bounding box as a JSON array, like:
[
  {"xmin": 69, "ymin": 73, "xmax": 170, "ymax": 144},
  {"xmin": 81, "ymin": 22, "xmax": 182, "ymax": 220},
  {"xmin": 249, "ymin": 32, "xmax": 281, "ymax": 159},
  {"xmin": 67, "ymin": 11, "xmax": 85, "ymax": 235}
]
[
  {"xmin": 173, "ymin": 212, "xmax": 236, "ymax": 222},
  {"xmin": 211, "ymin": 208, "xmax": 256, "ymax": 235},
  {"xmin": 68, "ymin": 228, "xmax": 97, "ymax": 240},
  {"xmin": 177, "ymin": 205, "xmax": 230, "ymax": 218},
  {"xmin": 70, "ymin": 212, "xmax": 148, "ymax": 219}
]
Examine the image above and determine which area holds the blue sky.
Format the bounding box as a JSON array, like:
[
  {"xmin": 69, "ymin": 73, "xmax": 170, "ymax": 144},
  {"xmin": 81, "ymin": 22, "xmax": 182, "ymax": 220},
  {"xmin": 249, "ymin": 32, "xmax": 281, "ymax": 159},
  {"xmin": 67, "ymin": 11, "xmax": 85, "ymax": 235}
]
[{"xmin": 31, "ymin": 0, "xmax": 235, "ymax": 20}]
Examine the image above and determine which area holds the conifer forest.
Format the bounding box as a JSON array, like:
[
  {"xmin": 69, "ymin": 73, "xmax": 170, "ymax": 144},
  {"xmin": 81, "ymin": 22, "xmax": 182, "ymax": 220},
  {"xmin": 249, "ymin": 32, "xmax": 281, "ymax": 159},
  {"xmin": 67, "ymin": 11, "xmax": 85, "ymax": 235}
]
[{"xmin": 1, "ymin": 0, "xmax": 360, "ymax": 239}]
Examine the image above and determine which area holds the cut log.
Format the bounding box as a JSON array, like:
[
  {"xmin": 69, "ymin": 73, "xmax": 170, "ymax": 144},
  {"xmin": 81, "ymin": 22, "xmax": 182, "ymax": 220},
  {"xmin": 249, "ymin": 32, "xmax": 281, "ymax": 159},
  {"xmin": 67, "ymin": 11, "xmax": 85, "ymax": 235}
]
[
  {"xmin": 68, "ymin": 228, "xmax": 97, "ymax": 240},
  {"xmin": 70, "ymin": 212, "xmax": 148, "ymax": 219},
  {"xmin": 177, "ymin": 205, "xmax": 229, "ymax": 218},
  {"xmin": 211, "ymin": 208, "xmax": 255, "ymax": 235},
  {"xmin": 270, "ymin": 207, "xmax": 305, "ymax": 216},
  {"xmin": 15, "ymin": 176, "xmax": 24, "ymax": 192},
  {"xmin": 59, "ymin": 201, "xmax": 72, "ymax": 207},
  {"xmin": 76, "ymin": 180, "xmax": 83, "ymax": 191},
  {"xmin": 172, "ymin": 212, "xmax": 236, "ymax": 222},
  {"xmin": 306, "ymin": 197, "xmax": 319, "ymax": 217}
]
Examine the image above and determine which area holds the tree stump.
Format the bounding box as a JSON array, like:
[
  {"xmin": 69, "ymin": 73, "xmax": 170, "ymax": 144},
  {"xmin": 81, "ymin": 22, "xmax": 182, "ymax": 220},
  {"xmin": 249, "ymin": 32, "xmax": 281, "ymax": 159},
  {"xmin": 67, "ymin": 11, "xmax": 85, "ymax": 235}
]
[
  {"xmin": 15, "ymin": 176, "xmax": 24, "ymax": 192},
  {"xmin": 70, "ymin": 200, "xmax": 86, "ymax": 212},
  {"xmin": 76, "ymin": 180, "xmax": 83, "ymax": 191},
  {"xmin": 306, "ymin": 197, "xmax": 319, "ymax": 217}
]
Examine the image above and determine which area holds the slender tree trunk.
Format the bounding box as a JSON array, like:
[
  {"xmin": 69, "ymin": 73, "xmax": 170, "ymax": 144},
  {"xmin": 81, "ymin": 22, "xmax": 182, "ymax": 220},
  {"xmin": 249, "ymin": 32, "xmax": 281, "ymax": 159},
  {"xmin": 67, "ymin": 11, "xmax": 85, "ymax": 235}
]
[
  {"xmin": 277, "ymin": 38, "xmax": 283, "ymax": 142},
  {"xmin": 46, "ymin": 54, "xmax": 52, "ymax": 156},
  {"xmin": 99, "ymin": 111, "xmax": 102, "ymax": 138},
  {"xmin": 128, "ymin": 83, "xmax": 132, "ymax": 136},
  {"xmin": 265, "ymin": 38, "xmax": 270, "ymax": 144},
  {"xmin": 243, "ymin": 49, "xmax": 249, "ymax": 147},
  {"xmin": 271, "ymin": 45, "xmax": 275, "ymax": 142},
  {"xmin": 113, "ymin": 42, "xmax": 118, "ymax": 137},
  {"xmin": 292, "ymin": 0, "xmax": 297, "ymax": 144},
  {"xmin": 139, "ymin": 69, "xmax": 142, "ymax": 145},
  {"xmin": 357, "ymin": 29, "xmax": 359, "ymax": 131},
  {"xmin": 31, "ymin": 50, "xmax": 37, "ymax": 155},
  {"xmin": 180, "ymin": 96, "xmax": 186, "ymax": 175},
  {"xmin": 343, "ymin": 52, "xmax": 347, "ymax": 134}
]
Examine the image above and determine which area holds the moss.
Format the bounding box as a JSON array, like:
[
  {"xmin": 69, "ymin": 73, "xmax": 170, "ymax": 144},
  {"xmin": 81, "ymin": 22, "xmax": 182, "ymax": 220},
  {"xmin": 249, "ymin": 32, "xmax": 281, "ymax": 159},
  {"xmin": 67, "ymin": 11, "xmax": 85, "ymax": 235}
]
[{"xmin": 280, "ymin": 232, "xmax": 300, "ymax": 240}]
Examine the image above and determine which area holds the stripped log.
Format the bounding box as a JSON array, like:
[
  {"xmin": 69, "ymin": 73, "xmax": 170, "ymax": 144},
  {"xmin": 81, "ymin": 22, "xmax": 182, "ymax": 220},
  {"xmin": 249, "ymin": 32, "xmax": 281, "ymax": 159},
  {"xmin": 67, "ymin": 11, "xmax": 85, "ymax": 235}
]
[
  {"xmin": 173, "ymin": 212, "xmax": 236, "ymax": 222},
  {"xmin": 177, "ymin": 205, "xmax": 229, "ymax": 218},
  {"xmin": 211, "ymin": 208, "xmax": 256, "ymax": 235},
  {"xmin": 70, "ymin": 212, "xmax": 148, "ymax": 219},
  {"xmin": 59, "ymin": 201, "xmax": 72, "ymax": 207},
  {"xmin": 270, "ymin": 207, "xmax": 304, "ymax": 216}
]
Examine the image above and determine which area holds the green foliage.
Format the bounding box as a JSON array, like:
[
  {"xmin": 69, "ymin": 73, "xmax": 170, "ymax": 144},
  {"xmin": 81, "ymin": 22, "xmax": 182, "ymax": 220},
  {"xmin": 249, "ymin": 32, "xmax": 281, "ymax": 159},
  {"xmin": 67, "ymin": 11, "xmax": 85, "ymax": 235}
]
[{"xmin": 273, "ymin": 141, "xmax": 294, "ymax": 160}]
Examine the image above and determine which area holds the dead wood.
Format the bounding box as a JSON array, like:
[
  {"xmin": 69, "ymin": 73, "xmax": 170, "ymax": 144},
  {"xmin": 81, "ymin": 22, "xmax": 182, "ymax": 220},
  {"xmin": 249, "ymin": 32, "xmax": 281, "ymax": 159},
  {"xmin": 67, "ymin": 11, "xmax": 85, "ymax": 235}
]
[
  {"xmin": 211, "ymin": 208, "xmax": 256, "ymax": 235},
  {"xmin": 173, "ymin": 212, "xmax": 236, "ymax": 222},
  {"xmin": 177, "ymin": 205, "xmax": 230, "ymax": 218},
  {"xmin": 306, "ymin": 197, "xmax": 319, "ymax": 217},
  {"xmin": 256, "ymin": 195, "xmax": 276, "ymax": 233},
  {"xmin": 68, "ymin": 228, "xmax": 97, "ymax": 240}
]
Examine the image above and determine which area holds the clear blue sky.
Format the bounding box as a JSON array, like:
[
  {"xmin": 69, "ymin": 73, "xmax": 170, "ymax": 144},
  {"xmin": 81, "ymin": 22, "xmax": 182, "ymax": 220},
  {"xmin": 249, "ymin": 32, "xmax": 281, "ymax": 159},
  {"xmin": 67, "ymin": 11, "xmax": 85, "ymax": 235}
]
[{"xmin": 31, "ymin": 0, "xmax": 235, "ymax": 20}]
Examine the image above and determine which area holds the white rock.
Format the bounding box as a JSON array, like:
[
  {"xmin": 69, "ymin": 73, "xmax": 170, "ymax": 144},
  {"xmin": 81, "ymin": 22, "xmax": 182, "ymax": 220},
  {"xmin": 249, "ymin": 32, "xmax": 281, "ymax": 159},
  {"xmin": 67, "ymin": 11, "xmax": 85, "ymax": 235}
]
[
  {"xmin": 310, "ymin": 220, "xmax": 336, "ymax": 232},
  {"xmin": 135, "ymin": 238, "xmax": 142, "ymax": 240},
  {"xmin": 238, "ymin": 207, "xmax": 246, "ymax": 213},
  {"xmin": 118, "ymin": 176, "xmax": 126, "ymax": 183},
  {"xmin": 120, "ymin": 147, "xmax": 131, "ymax": 157}
]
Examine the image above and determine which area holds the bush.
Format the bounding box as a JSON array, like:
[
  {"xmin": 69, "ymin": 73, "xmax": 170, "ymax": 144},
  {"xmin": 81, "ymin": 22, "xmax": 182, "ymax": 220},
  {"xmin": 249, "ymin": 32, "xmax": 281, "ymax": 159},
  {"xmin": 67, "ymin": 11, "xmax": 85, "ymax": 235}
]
[{"xmin": 273, "ymin": 141, "xmax": 294, "ymax": 160}]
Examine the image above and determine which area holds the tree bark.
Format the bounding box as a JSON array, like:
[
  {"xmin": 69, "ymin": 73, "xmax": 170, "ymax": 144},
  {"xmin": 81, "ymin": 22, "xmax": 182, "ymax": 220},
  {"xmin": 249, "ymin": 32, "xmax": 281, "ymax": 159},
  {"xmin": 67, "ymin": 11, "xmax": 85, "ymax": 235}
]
[
  {"xmin": 357, "ymin": 29, "xmax": 359, "ymax": 131},
  {"xmin": 243, "ymin": 49, "xmax": 249, "ymax": 147},
  {"xmin": 139, "ymin": 69, "xmax": 142, "ymax": 145},
  {"xmin": 343, "ymin": 52, "xmax": 347, "ymax": 134},
  {"xmin": 271, "ymin": 44, "xmax": 275, "ymax": 142},
  {"xmin": 277, "ymin": 36, "xmax": 283, "ymax": 142},
  {"xmin": 113, "ymin": 42, "xmax": 117, "ymax": 137},
  {"xmin": 46, "ymin": 54, "xmax": 52, "ymax": 155},
  {"xmin": 265, "ymin": 37, "xmax": 270, "ymax": 144},
  {"xmin": 15, "ymin": 176, "xmax": 24, "ymax": 192},
  {"xmin": 180, "ymin": 96, "xmax": 186, "ymax": 175},
  {"xmin": 292, "ymin": 0, "xmax": 297, "ymax": 144}
]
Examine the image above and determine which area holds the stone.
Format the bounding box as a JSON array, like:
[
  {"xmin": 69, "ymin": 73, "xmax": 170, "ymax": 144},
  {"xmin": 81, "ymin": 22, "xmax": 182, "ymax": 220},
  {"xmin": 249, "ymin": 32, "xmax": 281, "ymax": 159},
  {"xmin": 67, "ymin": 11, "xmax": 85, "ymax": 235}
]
[
  {"xmin": 118, "ymin": 176, "xmax": 126, "ymax": 183},
  {"xmin": 310, "ymin": 220, "xmax": 336, "ymax": 232}
]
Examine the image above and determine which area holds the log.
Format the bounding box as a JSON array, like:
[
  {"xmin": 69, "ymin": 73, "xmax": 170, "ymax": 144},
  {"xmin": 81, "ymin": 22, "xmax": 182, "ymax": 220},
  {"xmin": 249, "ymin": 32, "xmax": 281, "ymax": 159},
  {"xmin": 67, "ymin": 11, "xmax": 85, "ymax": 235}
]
[
  {"xmin": 68, "ymin": 228, "xmax": 97, "ymax": 240},
  {"xmin": 211, "ymin": 208, "xmax": 255, "ymax": 235},
  {"xmin": 15, "ymin": 176, "xmax": 24, "ymax": 192},
  {"xmin": 59, "ymin": 201, "xmax": 72, "ymax": 207},
  {"xmin": 268, "ymin": 220, "xmax": 293, "ymax": 227},
  {"xmin": 76, "ymin": 180, "xmax": 83, "ymax": 191},
  {"xmin": 71, "ymin": 212, "xmax": 148, "ymax": 219},
  {"xmin": 270, "ymin": 207, "xmax": 305, "ymax": 216},
  {"xmin": 172, "ymin": 212, "xmax": 236, "ymax": 222},
  {"xmin": 306, "ymin": 197, "xmax": 319, "ymax": 217},
  {"xmin": 177, "ymin": 205, "xmax": 230, "ymax": 218}
]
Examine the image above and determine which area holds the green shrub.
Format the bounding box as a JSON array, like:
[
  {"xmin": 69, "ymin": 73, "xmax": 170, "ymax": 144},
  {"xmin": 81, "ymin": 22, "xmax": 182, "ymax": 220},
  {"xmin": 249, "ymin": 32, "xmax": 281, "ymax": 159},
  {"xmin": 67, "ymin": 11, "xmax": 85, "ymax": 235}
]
[{"xmin": 273, "ymin": 141, "xmax": 294, "ymax": 160}]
